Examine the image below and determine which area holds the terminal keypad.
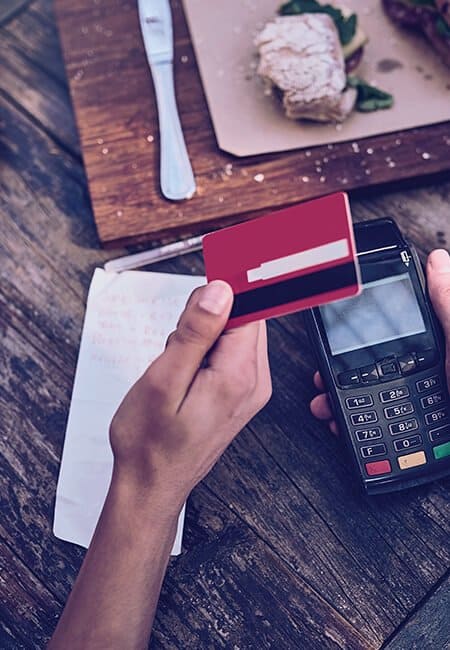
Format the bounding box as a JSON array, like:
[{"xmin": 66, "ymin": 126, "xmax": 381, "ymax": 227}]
[{"xmin": 340, "ymin": 351, "xmax": 450, "ymax": 478}]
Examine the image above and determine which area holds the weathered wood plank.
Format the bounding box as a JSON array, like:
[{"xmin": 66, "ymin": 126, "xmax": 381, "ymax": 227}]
[
  {"xmin": 0, "ymin": 541, "xmax": 61, "ymax": 649},
  {"xmin": 383, "ymin": 572, "xmax": 450, "ymax": 650},
  {"xmin": 151, "ymin": 488, "xmax": 370, "ymax": 650},
  {"xmin": 4, "ymin": 0, "xmax": 71, "ymax": 85},
  {"xmin": 0, "ymin": 29, "xmax": 78, "ymax": 155},
  {"xmin": 2, "ymin": 0, "xmax": 82, "ymax": 190},
  {"xmin": 0, "ymin": 93, "xmax": 107, "ymax": 289},
  {"xmin": 0, "ymin": 0, "xmax": 30, "ymax": 26}
]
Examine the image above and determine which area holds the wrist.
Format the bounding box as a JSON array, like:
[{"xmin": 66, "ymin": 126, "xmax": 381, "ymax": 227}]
[{"xmin": 109, "ymin": 463, "xmax": 188, "ymax": 521}]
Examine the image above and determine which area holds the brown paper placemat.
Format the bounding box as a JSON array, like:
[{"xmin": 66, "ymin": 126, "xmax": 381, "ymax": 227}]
[{"xmin": 183, "ymin": 0, "xmax": 450, "ymax": 156}]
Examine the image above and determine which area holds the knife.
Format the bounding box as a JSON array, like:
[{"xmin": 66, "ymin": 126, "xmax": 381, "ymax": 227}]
[{"xmin": 138, "ymin": 0, "xmax": 196, "ymax": 201}]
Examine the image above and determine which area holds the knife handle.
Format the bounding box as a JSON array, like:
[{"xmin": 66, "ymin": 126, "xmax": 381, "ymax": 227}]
[{"xmin": 151, "ymin": 62, "xmax": 196, "ymax": 201}]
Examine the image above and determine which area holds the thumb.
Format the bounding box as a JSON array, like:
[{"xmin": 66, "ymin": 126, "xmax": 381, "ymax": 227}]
[
  {"xmin": 155, "ymin": 280, "xmax": 234, "ymax": 405},
  {"xmin": 427, "ymin": 249, "xmax": 450, "ymax": 381},
  {"xmin": 427, "ymin": 249, "xmax": 450, "ymax": 335}
]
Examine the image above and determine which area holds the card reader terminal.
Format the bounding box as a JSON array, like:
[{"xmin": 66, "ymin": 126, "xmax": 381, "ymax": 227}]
[{"xmin": 306, "ymin": 218, "xmax": 450, "ymax": 494}]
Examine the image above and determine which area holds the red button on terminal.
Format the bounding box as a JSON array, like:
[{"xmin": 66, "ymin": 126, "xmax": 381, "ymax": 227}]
[{"xmin": 365, "ymin": 459, "xmax": 392, "ymax": 476}]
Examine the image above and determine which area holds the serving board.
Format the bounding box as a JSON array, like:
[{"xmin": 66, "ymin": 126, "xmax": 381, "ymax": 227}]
[{"xmin": 54, "ymin": 0, "xmax": 450, "ymax": 248}]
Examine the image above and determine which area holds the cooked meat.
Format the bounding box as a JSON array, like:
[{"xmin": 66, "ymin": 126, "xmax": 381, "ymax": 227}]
[
  {"xmin": 422, "ymin": 12, "xmax": 450, "ymax": 67},
  {"xmin": 255, "ymin": 14, "xmax": 357, "ymax": 122},
  {"xmin": 382, "ymin": 0, "xmax": 450, "ymax": 67},
  {"xmin": 382, "ymin": 0, "xmax": 424, "ymax": 28}
]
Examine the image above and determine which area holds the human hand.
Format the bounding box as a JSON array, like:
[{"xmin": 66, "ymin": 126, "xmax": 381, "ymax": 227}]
[
  {"xmin": 110, "ymin": 280, "xmax": 272, "ymax": 509},
  {"xmin": 310, "ymin": 248, "xmax": 450, "ymax": 434}
]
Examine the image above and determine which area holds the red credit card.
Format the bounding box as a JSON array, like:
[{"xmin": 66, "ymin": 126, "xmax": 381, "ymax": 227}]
[{"xmin": 202, "ymin": 192, "xmax": 361, "ymax": 329}]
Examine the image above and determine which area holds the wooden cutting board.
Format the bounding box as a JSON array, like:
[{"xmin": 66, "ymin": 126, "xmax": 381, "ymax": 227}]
[{"xmin": 54, "ymin": 0, "xmax": 450, "ymax": 248}]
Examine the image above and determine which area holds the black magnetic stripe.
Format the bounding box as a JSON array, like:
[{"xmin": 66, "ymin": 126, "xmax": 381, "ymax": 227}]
[{"xmin": 230, "ymin": 261, "xmax": 357, "ymax": 319}]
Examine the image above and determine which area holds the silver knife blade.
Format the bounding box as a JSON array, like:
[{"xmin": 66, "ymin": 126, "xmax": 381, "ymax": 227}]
[
  {"xmin": 137, "ymin": 0, "xmax": 196, "ymax": 200},
  {"xmin": 138, "ymin": 0, "xmax": 173, "ymax": 65}
]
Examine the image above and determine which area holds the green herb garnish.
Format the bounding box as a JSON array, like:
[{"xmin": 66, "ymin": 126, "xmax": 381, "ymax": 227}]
[
  {"xmin": 279, "ymin": 0, "xmax": 358, "ymax": 46},
  {"xmin": 347, "ymin": 76, "xmax": 394, "ymax": 112}
]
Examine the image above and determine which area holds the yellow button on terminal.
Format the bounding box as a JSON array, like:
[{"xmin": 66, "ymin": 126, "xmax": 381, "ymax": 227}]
[{"xmin": 397, "ymin": 451, "xmax": 426, "ymax": 471}]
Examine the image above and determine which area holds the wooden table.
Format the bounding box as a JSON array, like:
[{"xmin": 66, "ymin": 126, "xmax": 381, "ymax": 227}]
[{"xmin": 1, "ymin": 1, "xmax": 449, "ymax": 648}]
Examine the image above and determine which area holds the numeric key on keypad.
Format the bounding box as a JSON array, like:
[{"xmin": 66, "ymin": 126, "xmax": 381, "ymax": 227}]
[
  {"xmin": 379, "ymin": 387, "xmax": 410, "ymax": 403},
  {"xmin": 394, "ymin": 435, "xmax": 422, "ymax": 452},
  {"xmin": 425, "ymin": 407, "xmax": 448, "ymax": 425},
  {"xmin": 384, "ymin": 403, "xmax": 414, "ymax": 419},
  {"xmin": 389, "ymin": 418, "xmax": 418, "ymax": 435},
  {"xmin": 416, "ymin": 376, "xmax": 440, "ymax": 393},
  {"xmin": 360, "ymin": 443, "xmax": 386, "ymax": 458},
  {"xmin": 351, "ymin": 411, "xmax": 378, "ymax": 426},
  {"xmin": 355, "ymin": 427, "xmax": 382, "ymax": 442},
  {"xmin": 345, "ymin": 395, "xmax": 374, "ymax": 409},
  {"xmin": 420, "ymin": 392, "xmax": 444, "ymax": 409}
]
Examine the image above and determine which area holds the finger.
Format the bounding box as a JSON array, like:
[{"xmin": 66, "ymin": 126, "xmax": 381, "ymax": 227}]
[
  {"xmin": 201, "ymin": 320, "xmax": 261, "ymax": 406},
  {"xmin": 207, "ymin": 320, "xmax": 260, "ymax": 376},
  {"xmin": 427, "ymin": 249, "xmax": 450, "ymax": 382},
  {"xmin": 313, "ymin": 371, "xmax": 325, "ymax": 391},
  {"xmin": 329, "ymin": 420, "xmax": 339, "ymax": 436},
  {"xmin": 149, "ymin": 281, "xmax": 233, "ymax": 405},
  {"xmin": 175, "ymin": 285, "xmax": 201, "ymax": 327},
  {"xmin": 254, "ymin": 321, "xmax": 272, "ymax": 406},
  {"xmin": 427, "ymin": 249, "xmax": 450, "ymax": 337},
  {"xmin": 255, "ymin": 321, "xmax": 269, "ymax": 374},
  {"xmin": 164, "ymin": 330, "xmax": 175, "ymax": 350},
  {"xmin": 310, "ymin": 393, "xmax": 333, "ymax": 420}
]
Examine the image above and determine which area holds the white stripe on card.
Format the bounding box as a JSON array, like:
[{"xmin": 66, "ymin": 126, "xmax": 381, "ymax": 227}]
[{"xmin": 247, "ymin": 238, "xmax": 350, "ymax": 283}]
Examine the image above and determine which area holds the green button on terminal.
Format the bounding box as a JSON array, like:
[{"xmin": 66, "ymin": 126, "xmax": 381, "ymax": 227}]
[{"xmin": 433, "ymin": 441, "xmax": 450, "ymax": 460}]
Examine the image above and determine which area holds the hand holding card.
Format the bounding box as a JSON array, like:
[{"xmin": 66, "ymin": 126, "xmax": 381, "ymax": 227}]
[{"xmin": 203, "ymin": 193, "xmax": 361, "ymax": 328}]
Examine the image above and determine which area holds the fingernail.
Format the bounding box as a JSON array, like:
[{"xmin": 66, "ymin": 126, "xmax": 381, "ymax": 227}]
[
  {"xmin": 198, "ymin": 281, "xmax": 232, "ymax": 315},
  {"xmin": 430, "ymin": 249, "xmax": 450, "ymax": 271}
]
